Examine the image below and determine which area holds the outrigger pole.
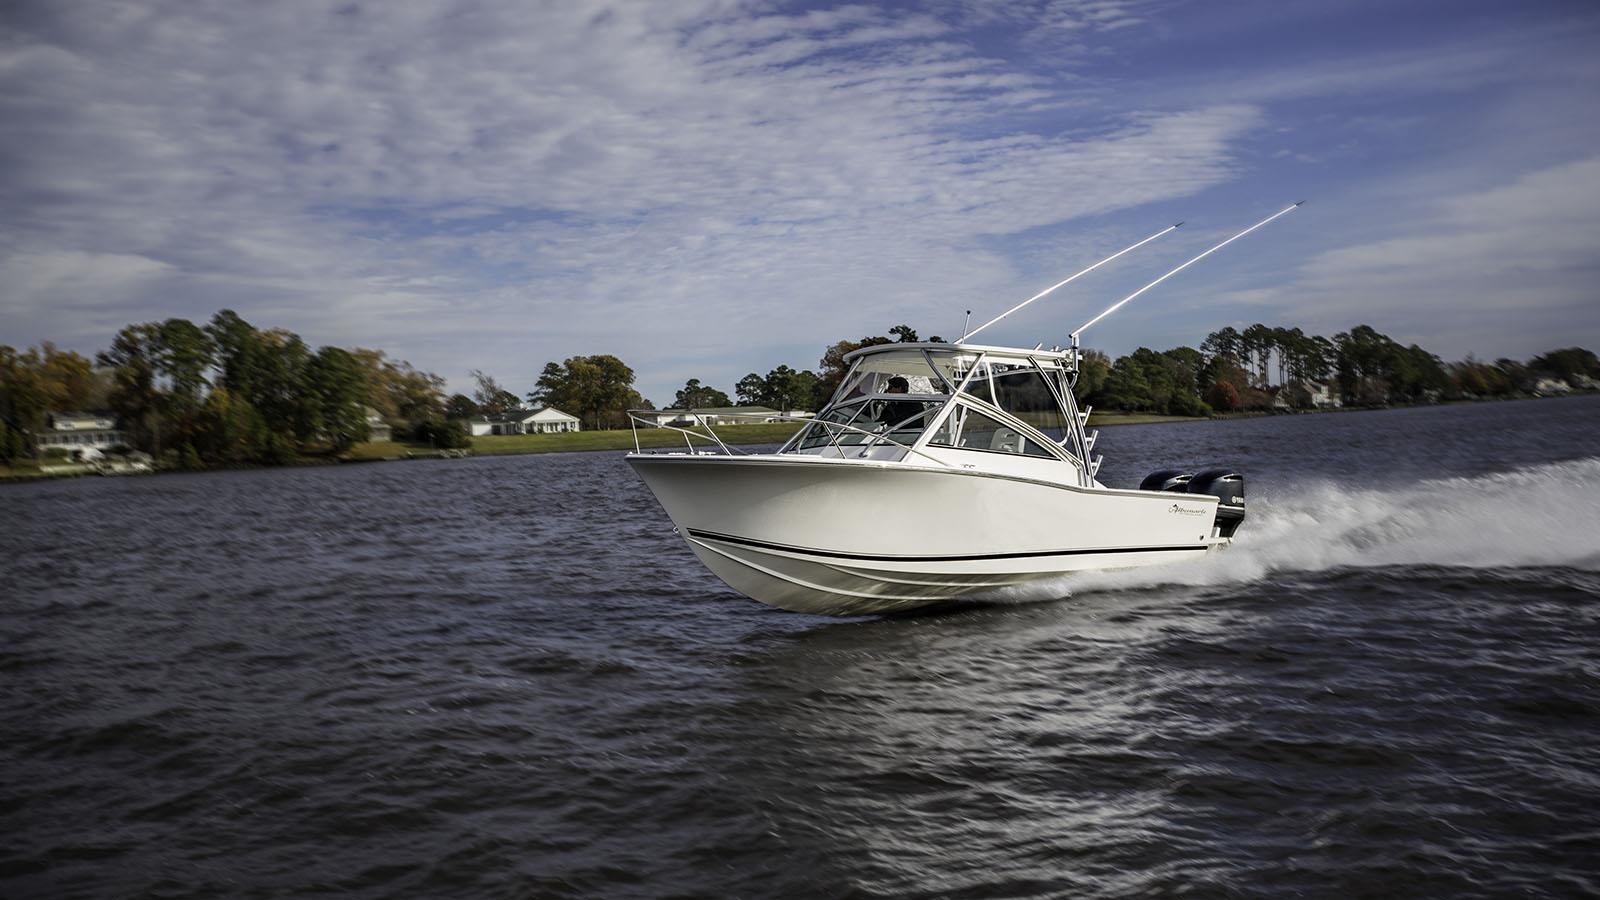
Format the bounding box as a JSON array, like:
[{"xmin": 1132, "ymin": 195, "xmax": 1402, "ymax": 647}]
[
  {"xmin": 1070, "ymin": 202, "xmax": 1302, "ymax": 346},
  {"xmin": 957, "ymin": 223, "xmax": 1182, "ymax": 344}
]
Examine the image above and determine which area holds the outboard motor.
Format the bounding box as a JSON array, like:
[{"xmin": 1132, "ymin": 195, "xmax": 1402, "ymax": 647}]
[
  {"xmin": 1186, "ymin": 469, "xmax": 1245, "ymax": 538},
  {"xmin": 1139, "ymin": 468, "xmax": 1194, "ymax": 492}
]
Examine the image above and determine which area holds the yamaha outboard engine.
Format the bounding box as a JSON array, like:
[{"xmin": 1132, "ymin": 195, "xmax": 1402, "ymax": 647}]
[
  {"xmin": 1186, "ymin": 469, "xmax": 1245, "ymax": 538},
  {"xmin": 1139, "ymin": 468, "xmax": 1194, "ymax": 492}
]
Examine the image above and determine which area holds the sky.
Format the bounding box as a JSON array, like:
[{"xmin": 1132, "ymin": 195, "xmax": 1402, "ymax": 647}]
[{"xmin": 2, "ymin": 0, "xmax": 1597, "ymax": 406}]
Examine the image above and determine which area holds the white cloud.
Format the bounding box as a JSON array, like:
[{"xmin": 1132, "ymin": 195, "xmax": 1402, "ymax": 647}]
[
  {"xmin": 1297, "ymin": 156, "xmax": 1600, "ymax": 302},
  {"xmin": 0, "ymin": 0, "xmax": 1261, "ymax": 398}
]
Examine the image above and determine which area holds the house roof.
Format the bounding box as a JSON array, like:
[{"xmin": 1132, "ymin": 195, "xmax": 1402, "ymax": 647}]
[
  {"xmin": 471, "ymin": 406, "xmax": 578, "ymax": 423},
  {"xmin": 44, "ymin": 411, "xmax": 118, "ymax": 430}
]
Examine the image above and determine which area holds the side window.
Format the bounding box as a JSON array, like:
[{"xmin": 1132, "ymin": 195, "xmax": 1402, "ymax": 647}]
[
  {"xmin": 928, "ymin": 407, "xmax": 1054, "ymax": 457},
  {"xmin": 992, "ymin": 367, "xmax": 1069, "ymax": 440}
]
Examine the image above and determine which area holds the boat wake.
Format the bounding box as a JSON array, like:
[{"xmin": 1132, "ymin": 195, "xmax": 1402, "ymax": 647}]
[{"xmin": 997, "ymin": 456, "xmax": 1600, "ymax": 601}]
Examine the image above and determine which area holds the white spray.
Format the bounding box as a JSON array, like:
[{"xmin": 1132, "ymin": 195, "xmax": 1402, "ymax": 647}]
[{"xmin": 994, "ymin": 456, "xmax": 1600, "ymax": 601}]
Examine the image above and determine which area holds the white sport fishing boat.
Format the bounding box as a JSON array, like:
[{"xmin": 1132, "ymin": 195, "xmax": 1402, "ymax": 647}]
[{"xmin": 627, "ymin": 205, "xmax": 1299, "ymax": 615}]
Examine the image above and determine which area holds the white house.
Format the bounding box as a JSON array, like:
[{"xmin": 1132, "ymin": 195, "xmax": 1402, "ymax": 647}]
[
  {"xmin": 364, "ymin": 406, "xmax": 392, "ymax": 442},
  {"xmin": 32, "ymin": 412, "xmax": 127, "ymax": 454},
  {"xmin": 1532, "ymin": 377, "xmax": 1572, "ymax": 397},
  {"xmin": 1309, "ymin": 381, "xmax": 1342, "ymax": 408},
  {"xmin": 467, "ymin": 407, "xmax": 581, "ymax": 436},
  {"xmin": 526, "ymin": 407, "xmax": 580, "ymax": 433},
  {"xmin": 1269, "ymin": 382, "xmax": 1342, "ymax": 410}
]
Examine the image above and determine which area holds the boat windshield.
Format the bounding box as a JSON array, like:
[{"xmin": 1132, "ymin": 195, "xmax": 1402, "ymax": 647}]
[
  {"xmin": 794, "ymin": 395, "xmax": 944, "ymax": 449},
  {"xmin": 786, "ymin": 344, "xmax": 1080, "ymax": 462}
]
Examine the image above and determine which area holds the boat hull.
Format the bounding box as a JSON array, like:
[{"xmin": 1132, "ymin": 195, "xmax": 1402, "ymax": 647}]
[{"xmin": 627, "ymin": 453, "xmax": 1223, "ymax": 615}]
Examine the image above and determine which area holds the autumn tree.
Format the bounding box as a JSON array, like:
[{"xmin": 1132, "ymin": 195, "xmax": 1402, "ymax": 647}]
[
  {"xmin": 350, "ymin": 348, "xmax": 447, "ymax": 430},
  {"xmin": 471, "ymin": 369, "xmax": 520, "ymax": 414}
]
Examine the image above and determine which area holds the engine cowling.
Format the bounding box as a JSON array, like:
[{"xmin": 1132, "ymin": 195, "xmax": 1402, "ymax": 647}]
[
  {"xmin": 1139, "ymin": 468, "xmax": 1194, "ymax": 492},
  {"xmin": 1186, "ymin": 469, "xmax": 1245, "ymax": 538}
]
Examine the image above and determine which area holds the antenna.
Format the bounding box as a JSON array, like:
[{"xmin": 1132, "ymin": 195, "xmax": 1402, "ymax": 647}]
[
  {"xmin": 957, "ymin": 223, "xmax": 1181, "ymax": 344},
  {"xmin": 1070, "ymin": 203, "xmax": 1302, "ymax": 342},
  {"xmin": 960, "ymin": 309, "xmax": 972, "ymax": 341}
]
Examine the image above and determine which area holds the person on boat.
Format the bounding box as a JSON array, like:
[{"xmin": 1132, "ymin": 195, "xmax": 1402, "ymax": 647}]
[{"xmin": 878, "ymin": 376, "xmax": 924, "ymax": 430}]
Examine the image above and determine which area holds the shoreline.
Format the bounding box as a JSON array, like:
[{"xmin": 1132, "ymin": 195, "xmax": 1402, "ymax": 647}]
[{"xmin": 3, "ymin": 393, "xmax": 1590, "ymax": 484}]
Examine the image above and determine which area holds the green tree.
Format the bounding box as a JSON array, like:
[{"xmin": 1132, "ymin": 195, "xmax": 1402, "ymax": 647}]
[
  {"xmin": 205, "ymin": 310, "xmax": 314, "ymax": 450},
  {"xmin": 156, "ymin": 318, "xmax": 215, "ymax": 407},
  {"xmin": 152, "ymin": 318, "xmax": 216, "ymax": 454},
  {"xmin": 0, "ymin": 418, "xmax": 24, "ymax": 463},
  {"xmin": 1072, "ymin": 349, "xmax": 1112, "ymax": 403},
  {"xmin": 672, "ymin": 378, "xmax": 731, "ymax": 410},
  {"xmin": 0, "ymin": 345, "xmax": 51, "ymax": 439},
  {"xmin": 208, "ymin": 310, "xmax": 262, "ymax": 397},
  {"xmin": 734, "ymin": 373, "xmax": 766, "ymax": 406},
  {"xmin": 445, "ymin": 393, "xmax": 479, "ymax": 419},
  {"xmin": 1162, "ymin": 346, "xmax": 1205, "ymax": 399},
  {"xmin": 1201, "ymin": 326, "xmax": 1242, "ymax": 362},
  {"xmin": 1101, "ymin": 355, "xmax": 1154, "ymax": 411},
  {"xmin": 306, "ymin": 346, "xmax": 370, "ymax": 451},
  {"xmin": 1334, "ymin": 324, "xmax": 1398, "ymax": 405},
  {"xmin": 1241, "ymin": 323, "xmax": 1273, "ymax": 388},
  {"xmin": 412, "ymin": 419, "xmax": 471, "ymax": 448},
  {"xmin": 762, "ymin": 365, "xmax": 815, "ymax": 412},
  {"xmin": 532, "ymin": 355, "xmax": 639, "ymax": 429},
  {"xmin": 194, "ymin": 385, "xmax": 266, "ymax": 464},
  {"xmin": 98, "ymin": 323, "xmax": 165, "ymax": 453},
  {"xmin": 528, "ymin": 362, "xmax": 566, "ymax": 407},
  {"xmin": 889, "ymin": 324, "xmax": 919, "ymax": 343},
  {"xmin": 1529, "ymin": 347, "xmax": 1599, "ymax": 382}
]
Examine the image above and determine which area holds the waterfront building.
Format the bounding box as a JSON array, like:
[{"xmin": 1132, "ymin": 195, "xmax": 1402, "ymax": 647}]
[
  {"xmin": 31, "ymin": 412, "xmax": 127, "ymax": 454},
  {"xmin": 364, "ymin": 406, "xmax": 392, "ymax": 442},
  {"xmin": 467, "ymin": 407, "xmax": 582, "ymax": 436}
]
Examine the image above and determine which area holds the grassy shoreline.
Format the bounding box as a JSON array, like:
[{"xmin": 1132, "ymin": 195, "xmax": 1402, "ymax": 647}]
[
  {"xmin": 9, "ymin": 393, "xmax": 1593, "ymax": 482},
  {"xmin": 352, "ymin": 411, "xmax": 1203, "ymax": 460},
  {"xmin": 1, "ymin": 413, "xmax": 1208, "ymax": 481}
]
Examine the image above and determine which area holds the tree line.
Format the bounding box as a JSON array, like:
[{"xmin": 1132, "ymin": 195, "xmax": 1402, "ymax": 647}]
[
  {"xmin": 1075, "ymin": 323, "xmax": 1598, "ymax": 416},
  {"xmin": 6, "ymin": 314, "xmax": 1594, "ymax": 467},
  {"xmin": 659, "ymin": 322, "xmax": 1598, "ymax": 420},
  {"xmin": 1, "ymin": 310, "xmax": 460, "ymax": 466}
]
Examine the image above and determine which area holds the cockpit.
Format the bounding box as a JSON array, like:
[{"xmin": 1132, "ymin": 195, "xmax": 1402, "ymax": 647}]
[{"xmin": 780, "ymin": 343, "xmax": 1098, "ymax": 484}]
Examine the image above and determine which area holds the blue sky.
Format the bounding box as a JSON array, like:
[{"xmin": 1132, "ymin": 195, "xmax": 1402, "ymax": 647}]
[{"xmin": 2, "ymin": 0, "xmax": 1597, "ymax": 405}]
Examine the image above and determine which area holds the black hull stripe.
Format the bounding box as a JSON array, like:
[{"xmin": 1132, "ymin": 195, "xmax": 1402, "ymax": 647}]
[{"xmin": 686, "ymin": 529, "xmax": 1208, "ymax": 563}]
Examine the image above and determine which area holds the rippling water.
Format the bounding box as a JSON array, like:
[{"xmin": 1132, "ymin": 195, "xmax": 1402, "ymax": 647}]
[{"xmin": 4, "ymin": 396, "xmax": 1598, "ymax": 898}]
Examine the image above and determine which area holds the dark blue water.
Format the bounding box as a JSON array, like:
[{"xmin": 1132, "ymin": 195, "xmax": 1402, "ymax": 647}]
[{"xmin": 4, "ymin": 396, "xmax": 1599, "ymax": 898}]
